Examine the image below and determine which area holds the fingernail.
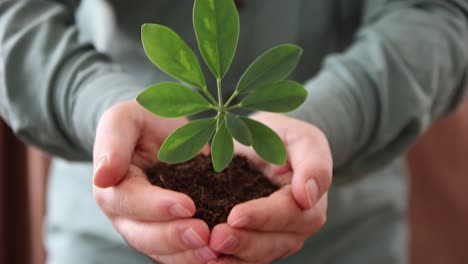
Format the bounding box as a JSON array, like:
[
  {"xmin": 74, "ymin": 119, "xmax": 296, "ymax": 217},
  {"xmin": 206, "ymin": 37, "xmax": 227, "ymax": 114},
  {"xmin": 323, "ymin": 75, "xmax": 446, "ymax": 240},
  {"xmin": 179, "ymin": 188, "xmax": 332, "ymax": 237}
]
[
  {"xmin": 95, "ymin": 155, "xmax": 108, "ymax": 173},
  {"xmin": 230, "ymin": 216, "xmax": 250, "ymax": 228},
  {"xmin": 195, "ymin": 246, "xmax": 217, "ymax": 262},
  {"xmin": 306, "ymin": 179, "xmax": 319, "ymax": 207},
  {"xmin": 169, "ymin": 204, "xmax": 192, "ymax": 218},
  {"xmin": 181, "ymin": 228, "xmax": 205, "ymax": 247},
  {"xmin": 216, "ymin": 235, "xmax": 239, "ymax": 252}
]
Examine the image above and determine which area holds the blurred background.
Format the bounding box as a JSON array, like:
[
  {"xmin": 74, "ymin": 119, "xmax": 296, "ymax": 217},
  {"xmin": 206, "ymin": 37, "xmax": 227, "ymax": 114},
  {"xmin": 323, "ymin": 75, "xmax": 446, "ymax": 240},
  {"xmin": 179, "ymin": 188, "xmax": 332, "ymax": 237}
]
[{"xmin": 0, "ymin": 99, "xmax": 467, "ymax": 264}]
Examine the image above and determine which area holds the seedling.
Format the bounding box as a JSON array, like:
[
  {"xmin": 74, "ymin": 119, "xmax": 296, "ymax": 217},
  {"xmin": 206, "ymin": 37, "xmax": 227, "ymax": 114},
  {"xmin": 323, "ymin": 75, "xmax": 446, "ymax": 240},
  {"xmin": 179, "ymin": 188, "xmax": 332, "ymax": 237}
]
[{"xmin": 137, "ymin": 0, "xmax": 307, "ymax": 172}]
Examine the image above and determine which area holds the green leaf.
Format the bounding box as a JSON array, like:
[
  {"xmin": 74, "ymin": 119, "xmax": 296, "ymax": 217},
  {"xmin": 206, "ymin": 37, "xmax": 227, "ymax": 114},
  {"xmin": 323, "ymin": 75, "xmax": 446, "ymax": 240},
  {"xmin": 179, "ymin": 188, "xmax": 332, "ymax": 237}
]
[
  {"xmin": 240, "ymin": 81, "xmax": 307, "ymax": 113},
  {"xmin": 194, "ymin": 0, "xmax": 239, "ymax": 79},
  {"xmin": 141, "ymin": 24, "xmax": 206, "ymax": 89},
  {"xmin": 236, "ymin": 44, "xmax": 302, "ymax": 94},
  {"xmin": 211, "ymin": 121, "xmax": 234, "ymax": 172},
  {"xmin": 226, "ymin": 113, "xmax": 251, "ymax": 146},
  {"xmin": 240, "ymin": 117, "xmax": 286, "ymax": 165},
  {"xmin": 159, "ymin": 118, "xmax": 216, "ymax": 163},
  {"xmin": 137, "ymin": 82, "xmax": 213, "ymax": 117}
]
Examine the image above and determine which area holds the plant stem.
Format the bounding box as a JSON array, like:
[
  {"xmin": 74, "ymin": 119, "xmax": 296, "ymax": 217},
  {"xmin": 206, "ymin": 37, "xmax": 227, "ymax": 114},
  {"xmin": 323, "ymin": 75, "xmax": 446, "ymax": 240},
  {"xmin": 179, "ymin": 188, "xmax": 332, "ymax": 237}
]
[
  {"xmin": 217, "ymin": 78, "xmax": 223, "ymax": 108},
  {"xmin": 201, "ymin": 87, "xmax": 218, "ymax": 105},
  {"xmin": 216, "ymin": 79, "xmax": 223, "ymax": 132},
  {"xmin": 208, "ymin": 105, "xmax": 218, "ymax": 110},
  {"xmin": 225, "ymin": 103, "xmax": 243, "ymax": 111},
  {"xmin": 215, "ymin": 112, "xmax": 225, "ymax": 131},
  {"xmin": 224, "ymin": 90, "xmax": 239, "ymax": 107},
  {"xmin": 216, "ymin": 115, "xmax": 220, "ymax": 131}
]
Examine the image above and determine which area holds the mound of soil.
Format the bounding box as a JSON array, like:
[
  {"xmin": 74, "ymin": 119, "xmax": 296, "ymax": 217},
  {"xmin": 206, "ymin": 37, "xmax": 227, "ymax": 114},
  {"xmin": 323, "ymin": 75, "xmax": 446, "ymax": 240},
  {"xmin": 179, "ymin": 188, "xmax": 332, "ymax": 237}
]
[{"xmin": 146, "ymin": 155, "xmax": 278, "ymax": 229}]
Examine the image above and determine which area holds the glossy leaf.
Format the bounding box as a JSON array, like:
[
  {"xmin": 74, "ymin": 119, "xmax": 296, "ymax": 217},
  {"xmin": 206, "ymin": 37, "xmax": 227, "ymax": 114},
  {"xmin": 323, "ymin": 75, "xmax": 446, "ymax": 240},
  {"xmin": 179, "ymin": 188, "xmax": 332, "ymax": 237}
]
[
  {"xmin": 240, "ymin": 80, "xmax": 307, "ymax": 113},
  {"xmin": 211, "ymin": 121, "xmax": 234, "ymax": 172},
  {"xmin": 226, "ymin": 113, "xmax": 251, "ymax": 146},
  {"xmin": 240, "ymin": 117, "xmax": 286, "ymax": 165},
  {"xmin": 137, "ymin": 82, "xmax": 213, "ymax": 117},
  {"xmin": 194, "ymin": 0, "xmax": 239, "ymax": 79},
  {"xmin": 236, "ymin": 44, "xmax": 302, "ymax": 94},
  {"xmin": 159, "ymin": 118, "xmax": 216, "ymax": 163},
  {"xmin": 142, "ymin": 24, "xmax": 206, "ymax": 89}
]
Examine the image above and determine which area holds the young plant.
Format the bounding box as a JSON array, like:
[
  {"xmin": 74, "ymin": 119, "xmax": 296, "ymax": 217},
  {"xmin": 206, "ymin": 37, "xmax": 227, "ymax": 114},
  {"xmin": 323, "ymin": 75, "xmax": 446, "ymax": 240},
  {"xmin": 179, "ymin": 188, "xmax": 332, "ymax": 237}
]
[{"xmin": 137, "ymin": 0, "xmax": 307, "ymax": 172}]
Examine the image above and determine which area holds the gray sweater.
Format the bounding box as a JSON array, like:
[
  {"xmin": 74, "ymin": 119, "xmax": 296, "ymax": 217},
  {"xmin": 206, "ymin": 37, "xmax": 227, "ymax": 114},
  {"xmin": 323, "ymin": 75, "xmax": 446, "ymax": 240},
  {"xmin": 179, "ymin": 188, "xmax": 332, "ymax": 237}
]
[{"xmin": 1, "ymin": 0, "xmax": 467, "ymax": 263}]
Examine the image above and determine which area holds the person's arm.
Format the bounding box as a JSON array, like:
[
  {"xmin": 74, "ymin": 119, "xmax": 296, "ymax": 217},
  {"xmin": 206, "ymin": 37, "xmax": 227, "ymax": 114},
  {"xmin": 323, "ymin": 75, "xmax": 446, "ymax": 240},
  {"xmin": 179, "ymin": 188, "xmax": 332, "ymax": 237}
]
[
  {"xmin": 0, "ymin": 0, "xmax": 141, "ymax": 160},
  {"xmin": 0, "ymin": 3, "xmax": 218, "ymax": 262},
  {"xmin": 290, "ymin": 0, "xmax": 468, "ymax": 183}
]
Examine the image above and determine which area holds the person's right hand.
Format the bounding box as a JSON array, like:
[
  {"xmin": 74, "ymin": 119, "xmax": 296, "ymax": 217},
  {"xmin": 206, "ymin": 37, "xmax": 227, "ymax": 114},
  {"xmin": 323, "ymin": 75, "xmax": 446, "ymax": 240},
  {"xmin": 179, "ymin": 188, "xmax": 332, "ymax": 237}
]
[{"xmin": 92, "ymin": 100, "xmax": 217, "ymax": 263}]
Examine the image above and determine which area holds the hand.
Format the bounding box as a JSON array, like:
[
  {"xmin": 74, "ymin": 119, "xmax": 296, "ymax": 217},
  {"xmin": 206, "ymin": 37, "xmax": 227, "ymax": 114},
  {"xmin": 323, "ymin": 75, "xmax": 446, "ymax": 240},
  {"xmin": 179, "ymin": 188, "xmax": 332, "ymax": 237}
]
[
  {"xmin": 93, "ymin": 100, "xmax": 217, "ymax": 263},
  {"xmin": 209, "ymin": 113, "xmax": 332, "ymax": 264}
]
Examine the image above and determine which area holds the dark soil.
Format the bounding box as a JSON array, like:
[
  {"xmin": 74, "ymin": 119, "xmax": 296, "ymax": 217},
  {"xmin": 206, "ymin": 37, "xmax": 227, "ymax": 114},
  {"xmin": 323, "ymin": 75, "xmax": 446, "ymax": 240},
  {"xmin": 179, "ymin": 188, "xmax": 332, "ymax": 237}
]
[{"xmin": 146, "ymin": 155, "xmax": 278, "ymax": 229}]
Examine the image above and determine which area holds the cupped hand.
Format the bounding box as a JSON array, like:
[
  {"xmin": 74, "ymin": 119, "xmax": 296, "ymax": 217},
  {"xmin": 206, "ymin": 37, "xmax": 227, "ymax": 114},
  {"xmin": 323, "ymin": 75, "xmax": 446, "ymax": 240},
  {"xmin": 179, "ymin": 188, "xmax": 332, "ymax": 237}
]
[
  {"xmin": 93, "ymin": 100, "xmax": 217, "ymax": 263},
  {"xmin": 209, "ymin": 113, "xmax": 333, "ymax": 264}
]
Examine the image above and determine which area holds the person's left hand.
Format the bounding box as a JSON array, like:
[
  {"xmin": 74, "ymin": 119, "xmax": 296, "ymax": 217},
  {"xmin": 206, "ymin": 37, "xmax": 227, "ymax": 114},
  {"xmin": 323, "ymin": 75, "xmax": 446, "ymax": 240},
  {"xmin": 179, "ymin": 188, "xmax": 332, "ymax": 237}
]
[{"xmin": 208, "ymin": 113, "xmax": 332, "ymax": 264}]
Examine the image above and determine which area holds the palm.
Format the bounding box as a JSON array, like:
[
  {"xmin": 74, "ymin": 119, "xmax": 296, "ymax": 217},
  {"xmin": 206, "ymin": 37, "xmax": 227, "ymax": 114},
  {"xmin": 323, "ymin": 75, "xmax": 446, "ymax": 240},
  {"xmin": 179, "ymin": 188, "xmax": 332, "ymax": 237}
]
[{"xmin": 93, "ymin": 100, "xmax": 216, "ymax": 263}]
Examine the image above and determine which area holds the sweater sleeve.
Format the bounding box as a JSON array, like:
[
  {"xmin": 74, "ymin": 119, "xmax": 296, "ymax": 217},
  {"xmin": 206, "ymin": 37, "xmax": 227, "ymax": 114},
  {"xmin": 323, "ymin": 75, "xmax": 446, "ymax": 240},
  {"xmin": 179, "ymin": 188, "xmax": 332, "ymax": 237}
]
[
  {"xmin": 290, "ymin": 0, "xmax": 468, "ymax": 183},
  {"xmin": 0, "ymin": 0, "xmax": 142, "ymax": 160}
]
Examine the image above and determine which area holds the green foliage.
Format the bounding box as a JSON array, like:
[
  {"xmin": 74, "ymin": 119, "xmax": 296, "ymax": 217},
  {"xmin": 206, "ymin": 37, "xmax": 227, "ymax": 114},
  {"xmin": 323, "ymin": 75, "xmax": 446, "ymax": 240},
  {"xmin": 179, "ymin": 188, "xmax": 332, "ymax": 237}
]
[
  {"xmin": 240, "ymin": 80, "xmax": 308, "ymax": 112},
  {"xmin": 235, "ymin": 44, "xmax": 303, "ymax": 94},
  {"xmin": 159, "ymin": 118, "xmax": 217, "ymax": 163},
  {"xmin": 240, "ymin": 117, "xmax": 287, "ymax": 165},
  {"xmin": 226, "ymin": 113, "xmax": 251, "ymax": 146},
  {"xmin": 138, "ymin": 0, "xmax": 307, "ymax": 172},
  {"xmin": 211, "ymin": 121, "xmax": 234, "ymax": 172},
  {"xmin": 141, "ymin": 24, "xmax": 206, "ymax": 90},
  {"xmin": 137, "ymin": 82, "xmax": 213, "ymax": 117},
  {"xmin": 193, "ymin": 0, "xmax": 239, "ymax": 79}
]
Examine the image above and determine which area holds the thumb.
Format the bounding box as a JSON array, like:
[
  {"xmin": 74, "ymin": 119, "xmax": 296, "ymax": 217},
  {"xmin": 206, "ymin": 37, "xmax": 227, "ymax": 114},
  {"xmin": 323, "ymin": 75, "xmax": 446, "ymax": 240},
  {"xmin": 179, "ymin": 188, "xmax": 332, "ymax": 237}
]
[
  {"xmin": 289, "ymin": 129, "xmax": 332, "ymax": 210},
  {"xmin": 93, "ymin": 103, "xmax": 140, "ymax": 188}
]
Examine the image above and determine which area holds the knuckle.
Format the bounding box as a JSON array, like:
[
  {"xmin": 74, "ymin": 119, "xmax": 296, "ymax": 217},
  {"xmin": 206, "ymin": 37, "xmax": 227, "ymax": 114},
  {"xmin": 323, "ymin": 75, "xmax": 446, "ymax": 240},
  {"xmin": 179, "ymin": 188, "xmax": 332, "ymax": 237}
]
[
  {"xmin": 246, "ymin": 238, "xmax": 295, "ymax": 263},
  {"xmin": 310, "ymin": 125, "xmax": 328, "ymax": 146},
  {"xmin": 279, "ymin": 195, "xmax": 299, "ymax": 230},
  {"xmin": 281, "ymin": 237, "xmax": 299, "ymax": 254},
  {"xmin": 166, "ymin": 223, "xmax": 185, "ymax": 251},
  {"xmin": 305, "ymin": 213, "xmax": 327, "ymax": 235},
  {"xmin": 127, "ymin": 165, "xmax": 144, "ymax": 180},
  {"xmin": 283, "ymin": 241, "xmax": 304, "ymax": 259},
  {"xmin": 268, "ymin": 239, "xmax": 296, "ymax": 263},
  {"xmin": 93, "ymin": 188, "xmax": 132, "ymax": 217},
  {"xmin": 119, "ymin": 226, "xmax": 143, "ymax": 253},
  {"xmin": 92, "ymin": 189, "xmax": 106, "ymax": 208},
  {"xmin": 158, "ymin": 250, "xmax": 206, "ymax": 264},
  {"xmin": 150, "ymin": 255, "xmax": 165, "ymax": 263},
  {"xmin": 311, "ymin": 166, "xmax": 332, "ymax": 196},
  {"xmin": 231, "ymin": 236, "xmax": 250, "ymax": 256},
  {"xmin": 260, "ymin": 208, "xmax": 276, "ymax": 229},
  {"xmin": 152, "ymin": 254, "xmax": 176, "ymax": 264},
  {"xmin": 316, "ymin": 213, "xmax": 327, "ymax": 230},
  {"xmin": 93, "ymin": 189, "xmax": 113, "ymax": 214},
  {"xmin": 294, "ymin": 241, "xmax": 304, "ymax": 253},
  {"xmin": 115, "ymin": 192, "xmax": 131, "ymax": 216}
]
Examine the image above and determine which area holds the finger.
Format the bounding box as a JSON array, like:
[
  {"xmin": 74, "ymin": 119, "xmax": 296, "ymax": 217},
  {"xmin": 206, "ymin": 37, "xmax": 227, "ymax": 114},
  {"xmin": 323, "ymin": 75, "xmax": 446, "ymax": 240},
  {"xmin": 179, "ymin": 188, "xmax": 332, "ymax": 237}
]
[
  {"xmin": 201, "ymin": 145, "xmax": 211, "ymax": 155},
  {"xmin": 208, "ymin": 249, "xmax": 303, "ymax": 264},
  {"xmin": 287, "ymin": 125, "xmax": 332, "ymax": 209},
  {"xmin": 210, "ymin": 224, "xmax": 300, "ymax": 263},
  {"xmin": 227, "ymin": 186, "xmax": 327, "ymax": 234},
  {"xmin": 236, "ymin": 114, "xmax": 333, "ymax": 209},
  {"xmin": 207, "ymin": 256, "xmax": 249, "ymax": 264},
  {"xmin": 94, "ymin": 165, "xmax": 196, "ymax": 221},
  {"xmin": 115, "ymin": 218, "xmax": 211, "ymax": 256},
  {"xmin": 233, "ymin": 141, "xmax": 293, "ymax": 188},
  {"xmin": 151, "ymin": 247, "xmax": 218, "ymax": 264},
  {"xmin": 93, "ymin": 103, "xmax": 141, "ymax": 188}
]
